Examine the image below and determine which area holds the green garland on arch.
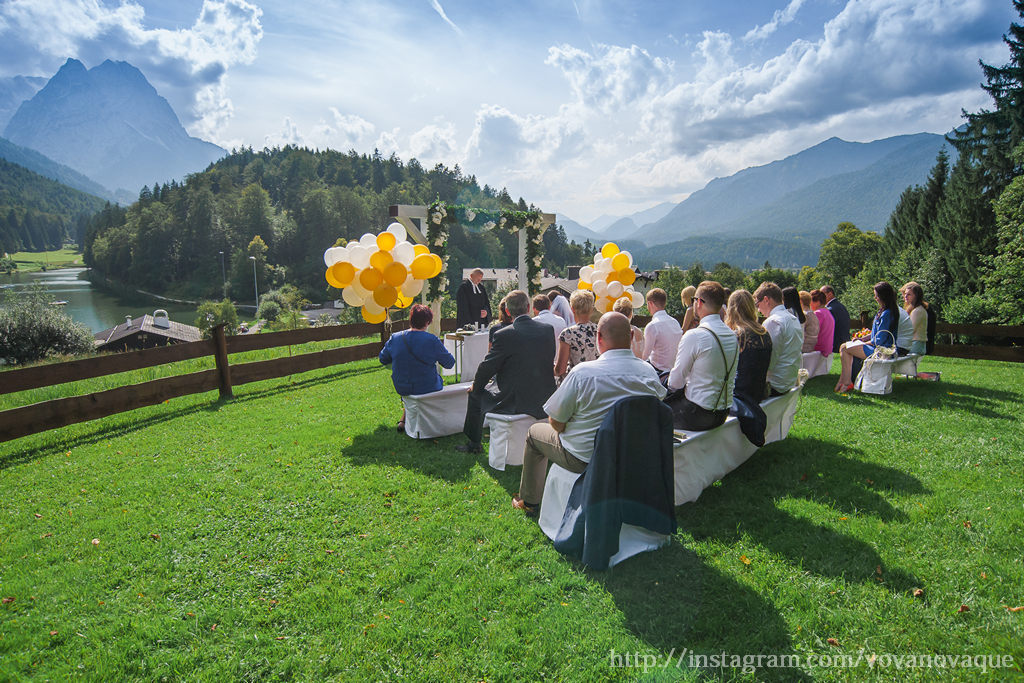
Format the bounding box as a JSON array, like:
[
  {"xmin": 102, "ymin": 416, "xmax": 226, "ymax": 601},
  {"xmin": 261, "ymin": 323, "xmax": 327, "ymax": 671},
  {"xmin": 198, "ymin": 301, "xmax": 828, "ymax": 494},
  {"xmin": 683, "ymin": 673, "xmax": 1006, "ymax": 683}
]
[{"xmin": 425, "ymin": 201, "xmax": 547, "ymax": 298}]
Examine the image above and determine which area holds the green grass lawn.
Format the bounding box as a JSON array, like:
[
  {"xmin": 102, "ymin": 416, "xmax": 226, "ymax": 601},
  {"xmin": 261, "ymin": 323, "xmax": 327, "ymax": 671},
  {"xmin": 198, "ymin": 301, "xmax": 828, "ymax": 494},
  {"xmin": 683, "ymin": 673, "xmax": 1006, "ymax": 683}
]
[
  {"xmin": 8, "ymin": 248, "xmax": 83, "ymax": 272},
  {"xmin": 1, "ymin": 355, "xmax": 1022, "ymax": 681}
]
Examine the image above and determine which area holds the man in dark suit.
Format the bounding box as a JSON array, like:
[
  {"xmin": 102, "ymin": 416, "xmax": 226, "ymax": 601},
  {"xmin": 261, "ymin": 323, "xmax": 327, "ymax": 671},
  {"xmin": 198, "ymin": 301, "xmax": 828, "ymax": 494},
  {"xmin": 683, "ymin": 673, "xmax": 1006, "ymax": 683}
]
[
  {"xmin": 456, "ymin": 268, "xmax": 492, "ymax": 329},
  {"xmin": 456, "ymin": 290, "xmax": 556, "ymax": 453},
  {"xmin": 822, "ymin": 285, "xmax": 851, "ymax": 353}
]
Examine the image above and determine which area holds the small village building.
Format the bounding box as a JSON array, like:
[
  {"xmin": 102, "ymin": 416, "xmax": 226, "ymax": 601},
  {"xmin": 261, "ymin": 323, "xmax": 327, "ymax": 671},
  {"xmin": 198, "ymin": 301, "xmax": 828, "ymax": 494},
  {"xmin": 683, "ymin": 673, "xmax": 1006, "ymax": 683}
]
[{"xmin": 94, "ymin": 309, "xmax": 201, "ymax": 352}]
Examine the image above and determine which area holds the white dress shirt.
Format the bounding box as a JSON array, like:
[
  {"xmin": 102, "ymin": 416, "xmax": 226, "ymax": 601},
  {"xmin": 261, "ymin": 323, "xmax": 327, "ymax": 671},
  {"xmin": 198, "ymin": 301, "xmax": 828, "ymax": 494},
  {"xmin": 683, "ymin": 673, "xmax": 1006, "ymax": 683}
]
[
  {"xmin": 667, "ymin": 315, "xmax": 739, "ymax": 411},
  {"xmin": 642, "ymin": 309, "xmax": 682, "ymax": 372},
  {"xmin": 534, "ymin": 309, "xmax": 567, "ymax": 355},
  {"xmin": 550, "ymin": 294, "xmax": 573, "ymax": 322},
  {"xmin": 544, "ymin": 348, "xmax": 666, "ymax": 462},
  {"xmin": 896, "ymin": 307, "xmax": 913, "ymax": 350},
  {"xmin": 763, "ymin": 304, "xmax": 804, "ymax": 393}
]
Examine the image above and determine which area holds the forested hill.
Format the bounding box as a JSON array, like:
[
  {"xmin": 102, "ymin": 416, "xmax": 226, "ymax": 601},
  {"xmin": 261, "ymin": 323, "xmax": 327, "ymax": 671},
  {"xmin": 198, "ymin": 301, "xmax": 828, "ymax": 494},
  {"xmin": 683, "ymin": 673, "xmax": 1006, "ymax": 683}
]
[
  {"xmin": 0, "ymin": 156, "xmax": 108, "ymax": 253},
  {"xmin": 82, "ymin": 146, "xmax": 587, "ymax": 302}
]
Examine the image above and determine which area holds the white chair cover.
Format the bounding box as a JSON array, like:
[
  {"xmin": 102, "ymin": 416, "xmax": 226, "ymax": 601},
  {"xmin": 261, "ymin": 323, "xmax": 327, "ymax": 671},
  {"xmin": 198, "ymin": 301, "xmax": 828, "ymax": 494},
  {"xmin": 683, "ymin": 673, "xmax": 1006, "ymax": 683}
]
[
  {"xmin": 484, "ymin": 413, "xmax": 544, "ymax": 471},
  {"xmin": 401, "ymin": 381, "xmax": 472, "ymax": 439},
  {"xmin": 801, "ymin": 351, "xmax": 832, "ymax": 378}
]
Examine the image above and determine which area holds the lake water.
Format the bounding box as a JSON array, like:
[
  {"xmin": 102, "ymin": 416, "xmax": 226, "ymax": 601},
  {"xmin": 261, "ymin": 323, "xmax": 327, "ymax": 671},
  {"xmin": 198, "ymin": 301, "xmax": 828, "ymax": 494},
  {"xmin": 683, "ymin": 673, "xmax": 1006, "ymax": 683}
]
[{"xmin": 0, "ymin": 268, "xmax": 198, "ymax": 334}]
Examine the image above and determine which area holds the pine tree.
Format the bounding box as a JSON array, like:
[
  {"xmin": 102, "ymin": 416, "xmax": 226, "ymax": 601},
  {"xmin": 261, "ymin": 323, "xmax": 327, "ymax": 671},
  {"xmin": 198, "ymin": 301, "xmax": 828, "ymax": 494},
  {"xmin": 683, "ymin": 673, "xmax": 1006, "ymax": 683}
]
[{"xmin": 933, "ymin": 155, "xmax": 996, "ymax": 297}]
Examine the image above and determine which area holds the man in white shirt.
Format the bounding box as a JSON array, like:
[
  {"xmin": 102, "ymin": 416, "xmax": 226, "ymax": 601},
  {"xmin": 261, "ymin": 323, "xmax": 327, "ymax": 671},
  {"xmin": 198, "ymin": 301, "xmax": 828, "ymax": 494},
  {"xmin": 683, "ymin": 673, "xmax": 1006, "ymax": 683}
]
[
  {"xmin": 512, "ymin": 312, "xmax": 666, "ymax": 514},
  {"xmin": 548, "ymin": 290, "xmax": 573, "ymax": 323},
  {"xmin": 755, "ymin": 281, "xmax": 804, "ymax": 396},
  {"xmin": 642, "ymin": 288, "xmax": 682, "ymax": 377},
  {"xmin": 666, "ymin": 281, "xmax": 739, "ymax": 431},
  {"xmin": 532, "ymin": 294, "xmax": 566, "ymax": 355}
]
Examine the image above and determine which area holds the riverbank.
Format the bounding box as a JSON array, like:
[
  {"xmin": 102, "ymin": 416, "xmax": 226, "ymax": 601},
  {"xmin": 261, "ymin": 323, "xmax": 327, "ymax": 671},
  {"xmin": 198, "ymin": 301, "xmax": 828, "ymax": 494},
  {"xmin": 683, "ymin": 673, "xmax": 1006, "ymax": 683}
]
[{"xmin": 6, "ymin": 248, "xmax": 84, "ymax": 273}]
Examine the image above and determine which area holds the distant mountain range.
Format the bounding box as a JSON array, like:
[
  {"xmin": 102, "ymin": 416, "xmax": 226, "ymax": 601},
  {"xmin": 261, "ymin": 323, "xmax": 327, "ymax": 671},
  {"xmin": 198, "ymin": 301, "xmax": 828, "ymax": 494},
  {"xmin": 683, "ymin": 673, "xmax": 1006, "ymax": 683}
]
[
  {"xmin": 3, "ymin": 58, "xmax": 225, "ymax": 197},
  {"xmin": 0, "ymin": 136, "xmax": 116, "ymax": 202}
]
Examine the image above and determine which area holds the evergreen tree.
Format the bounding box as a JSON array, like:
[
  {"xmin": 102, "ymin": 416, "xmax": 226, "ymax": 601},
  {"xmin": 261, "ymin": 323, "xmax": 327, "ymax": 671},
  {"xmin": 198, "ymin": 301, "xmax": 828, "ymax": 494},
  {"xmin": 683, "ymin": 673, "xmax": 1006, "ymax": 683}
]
[{"xmin": 933, "ymin": 155, "xmax": 997, "ymax": 297}]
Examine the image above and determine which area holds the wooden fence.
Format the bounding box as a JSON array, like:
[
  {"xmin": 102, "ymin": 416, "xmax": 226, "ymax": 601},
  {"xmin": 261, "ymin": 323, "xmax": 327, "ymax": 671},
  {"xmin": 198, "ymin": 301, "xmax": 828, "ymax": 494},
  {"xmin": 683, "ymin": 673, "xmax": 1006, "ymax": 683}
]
[{"xmin": 0, "ymin": 318, "xmax": 455, "ymax": 443}]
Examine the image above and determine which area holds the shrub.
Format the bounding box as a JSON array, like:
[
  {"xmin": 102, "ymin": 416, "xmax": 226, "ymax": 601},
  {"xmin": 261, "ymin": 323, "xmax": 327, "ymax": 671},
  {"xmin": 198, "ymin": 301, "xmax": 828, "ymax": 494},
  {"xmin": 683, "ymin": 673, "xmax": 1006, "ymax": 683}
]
[
  {"xmin": 256, "ymin": 299, "xmax": 282, "ymax": 323},
  {"xmin": 942, "ymin": 294, "xmax": 1000, "ymax": 345},
  {"xmin": 195, "ymin": 299, "xmax": 239, "ymax": 338},
  {"xmin": 0, "ymin": 287, "xmax": 94, "ymax": 365}
]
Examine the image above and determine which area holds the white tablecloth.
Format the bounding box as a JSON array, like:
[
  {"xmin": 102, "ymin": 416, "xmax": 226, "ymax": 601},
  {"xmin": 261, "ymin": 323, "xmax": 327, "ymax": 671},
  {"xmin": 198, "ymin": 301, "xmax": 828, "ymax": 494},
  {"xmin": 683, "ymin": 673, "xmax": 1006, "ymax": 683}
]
[{"xmin": 442, "ymin": 330, "xmax": 490, "ymax": 381}]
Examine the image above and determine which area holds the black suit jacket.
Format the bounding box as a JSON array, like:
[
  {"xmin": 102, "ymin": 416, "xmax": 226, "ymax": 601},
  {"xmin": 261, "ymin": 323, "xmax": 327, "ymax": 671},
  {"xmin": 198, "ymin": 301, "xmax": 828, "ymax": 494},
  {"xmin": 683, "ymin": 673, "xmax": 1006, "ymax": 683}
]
[
  {"xmin": 827, "ymin": 298, "xmax": 851, "ymax": 353},
  {"xmin": 456, "ymin": 279, "xmax": 491, "ymax": 328},
  {"xmin": 472, "ymin": 315, "xmax": 555, "ymax": 419}
]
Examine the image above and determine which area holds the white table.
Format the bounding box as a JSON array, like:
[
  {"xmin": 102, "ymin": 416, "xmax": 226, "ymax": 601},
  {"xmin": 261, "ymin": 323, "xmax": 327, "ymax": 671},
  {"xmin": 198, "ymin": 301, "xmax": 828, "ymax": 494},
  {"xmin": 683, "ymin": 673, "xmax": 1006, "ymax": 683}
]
[{"xmin": 443, "ymin": 330, "xmax": 490, "ymax": 381}]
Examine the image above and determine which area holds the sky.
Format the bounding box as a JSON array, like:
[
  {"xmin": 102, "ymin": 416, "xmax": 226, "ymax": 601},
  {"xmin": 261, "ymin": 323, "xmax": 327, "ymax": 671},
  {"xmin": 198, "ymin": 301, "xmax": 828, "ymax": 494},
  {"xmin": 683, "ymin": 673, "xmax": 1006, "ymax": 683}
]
[{"xmin": 0, "ymin": 0, "xmax": 1018, "ymax": 223}]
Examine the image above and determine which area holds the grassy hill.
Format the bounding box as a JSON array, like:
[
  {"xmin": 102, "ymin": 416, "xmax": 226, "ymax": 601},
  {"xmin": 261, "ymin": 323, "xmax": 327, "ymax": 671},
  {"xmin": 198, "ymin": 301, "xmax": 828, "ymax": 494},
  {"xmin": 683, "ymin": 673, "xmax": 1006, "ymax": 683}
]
[{"xmin": 1, "ymin": 354, "xmax": 1022, "ymax": 680}]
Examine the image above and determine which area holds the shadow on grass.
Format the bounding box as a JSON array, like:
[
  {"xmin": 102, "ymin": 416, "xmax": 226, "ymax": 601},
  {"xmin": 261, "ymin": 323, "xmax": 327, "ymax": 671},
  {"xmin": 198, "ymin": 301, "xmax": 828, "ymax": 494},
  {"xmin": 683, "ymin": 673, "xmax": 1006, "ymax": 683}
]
[
  {"xmin": 809, "ymin": 376, "xmax": 1021, "ymax": 420},
  {"xmin": 595, "ymin": 545, "xmax": 811, "ymax": 682},
  {"xmin": 676, "ymin": 436, "xmax": 925, "ymax": 593},
  {"xmin": 0, "ymin": 363, "xmax": 381, "ymax": 471},
  {"xmin": 341, "ymin": 427, "xmax": 482, "ymax": 483}
]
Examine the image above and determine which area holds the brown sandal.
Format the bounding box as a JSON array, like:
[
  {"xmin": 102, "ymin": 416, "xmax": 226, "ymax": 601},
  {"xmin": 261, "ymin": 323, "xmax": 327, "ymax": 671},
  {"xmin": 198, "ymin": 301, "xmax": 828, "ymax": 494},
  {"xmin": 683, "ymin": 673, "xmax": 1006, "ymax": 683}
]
[{"xmin": 512, "ymin": 495, "xmax": 538, "ymax": 517}]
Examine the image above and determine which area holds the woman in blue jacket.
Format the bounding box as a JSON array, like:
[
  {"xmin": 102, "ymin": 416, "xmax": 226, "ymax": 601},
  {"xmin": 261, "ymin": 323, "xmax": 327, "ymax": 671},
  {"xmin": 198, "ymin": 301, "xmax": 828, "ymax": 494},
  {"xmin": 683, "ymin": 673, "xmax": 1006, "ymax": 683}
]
[
  {"xmin": 380, "ymin": 304, "xmax": 456, "ymax": 431},
  {"xmin": 834, "ymin": 282, "xmax": 899, "ymax": 392}
]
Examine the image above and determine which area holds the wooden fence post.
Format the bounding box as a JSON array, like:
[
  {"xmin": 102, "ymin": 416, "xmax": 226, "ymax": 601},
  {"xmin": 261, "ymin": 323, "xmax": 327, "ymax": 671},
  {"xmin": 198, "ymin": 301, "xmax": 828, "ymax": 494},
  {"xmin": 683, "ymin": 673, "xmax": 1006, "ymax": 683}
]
[{"xmin": 212, "ymin": 324, "xmax": 233, "ymax": 399}]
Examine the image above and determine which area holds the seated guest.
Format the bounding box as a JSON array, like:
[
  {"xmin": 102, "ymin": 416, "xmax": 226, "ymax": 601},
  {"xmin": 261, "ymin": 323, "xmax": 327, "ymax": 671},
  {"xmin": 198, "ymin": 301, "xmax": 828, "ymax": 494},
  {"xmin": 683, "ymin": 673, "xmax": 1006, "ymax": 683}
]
[
  {"xmin": 488, "ymin": 296, "xmax": 512, "ymax": 349},
  {"xmin": 512, "ymin": 312, "xmax": 665, "ymax": 515},
  {"xmin": 548, "ymin": 290, "xmax": 573, "ymax": 323},
  {"xmin": 834, "ymin": 281, "xmax": 900, "ymax": 392},
  {"xmin": 797, "ymin": 290, "xmax": 820, "ymax": 353},
  {"xmin": 900, "ymin": 282, "xmax": 928, "ymax": 355},
  {"xmin": 554, "ymin": 290, "xmax": 599, "ymax": 379},
  {"xmin": 680, "ymin": 285, "xmax": 698, "ymax": 333},
  {"xmin": 755, "ymin": 282, "xmax": 804, "ymax": 397},
  {"xmin": 809, "ymin": 290, "xmax": 835, "ymax": 357},
  {"xmin": 724, "ymin": 290, "xmax": 772, "ymax": 405},
  {"xmin": 532, "ymin": 293, "xmax": 567, "ymax": 355},
  {"xmin": 665, "ymin": 281, "xmax": 739, "ymax": 431},
  {"xmin": 611, "ymin": 297, "xmax": 644, "ymax": 358},
  {"xmin": 895, "ymin": 296, "xmax": 914, "ymax": 356},
  {"xmin": 457, "ymin": 290, "xmax": 556, "ymax": 454},
  {"xmin": 822, "ymin": 285, "xmax": 851, "ymax": 352},
  {"xmin": 379, "ymin": 304, "xmax": 456, "ymax": 432},
  {"xmin": 642, "ymin": 287, "xmax": 682, "ymax": 378}
]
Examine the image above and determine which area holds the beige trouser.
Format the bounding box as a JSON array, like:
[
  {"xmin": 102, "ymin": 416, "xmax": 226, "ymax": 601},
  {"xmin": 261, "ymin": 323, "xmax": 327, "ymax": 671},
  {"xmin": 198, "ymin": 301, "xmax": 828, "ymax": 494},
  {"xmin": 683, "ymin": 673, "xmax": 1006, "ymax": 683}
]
[{"xmin": 519, "ymin": 421, "xmax": 588, "ymax": 505}]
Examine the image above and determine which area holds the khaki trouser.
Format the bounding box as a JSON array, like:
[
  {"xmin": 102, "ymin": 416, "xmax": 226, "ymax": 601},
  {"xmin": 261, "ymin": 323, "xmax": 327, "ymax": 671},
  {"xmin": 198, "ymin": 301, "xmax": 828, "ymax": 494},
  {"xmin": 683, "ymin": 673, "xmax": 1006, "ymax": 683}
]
[{"xmin": 519, "ymin": 421, "xmax": 588, "ymax": 505}]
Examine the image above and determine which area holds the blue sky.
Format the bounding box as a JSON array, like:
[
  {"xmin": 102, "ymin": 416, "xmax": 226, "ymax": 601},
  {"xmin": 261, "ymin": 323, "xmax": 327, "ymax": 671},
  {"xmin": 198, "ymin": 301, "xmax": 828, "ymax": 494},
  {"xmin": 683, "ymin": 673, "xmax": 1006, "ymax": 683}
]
[{"xmin": 0, "ymin": 0, "xmax": 1017, "ymax": 222}]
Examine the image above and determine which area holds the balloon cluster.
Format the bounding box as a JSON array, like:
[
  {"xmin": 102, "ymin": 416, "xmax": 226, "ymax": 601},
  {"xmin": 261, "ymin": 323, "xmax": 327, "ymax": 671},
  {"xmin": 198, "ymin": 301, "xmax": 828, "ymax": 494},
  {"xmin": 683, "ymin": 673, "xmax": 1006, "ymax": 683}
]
[
  {"xmin": 323, "ymin": 223, "xmax": 443, "ymax": 324},
  {"xmin": 577, "ymin": 242, "xmax": 644, "ymax": 313}
]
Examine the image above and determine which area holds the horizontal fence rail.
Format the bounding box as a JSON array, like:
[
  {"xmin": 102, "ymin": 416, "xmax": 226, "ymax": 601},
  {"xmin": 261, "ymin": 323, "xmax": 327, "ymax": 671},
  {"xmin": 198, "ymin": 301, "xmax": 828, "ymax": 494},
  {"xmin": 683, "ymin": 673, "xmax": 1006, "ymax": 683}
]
[{"xmin": 0, "ymin": 317, "xmax": 455, "ymax": 443}]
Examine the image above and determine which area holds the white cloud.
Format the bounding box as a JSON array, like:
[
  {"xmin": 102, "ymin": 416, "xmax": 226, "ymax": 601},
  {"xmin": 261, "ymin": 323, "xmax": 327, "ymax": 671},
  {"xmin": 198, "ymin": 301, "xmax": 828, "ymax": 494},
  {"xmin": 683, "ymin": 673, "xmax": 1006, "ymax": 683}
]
[
  {"xmin": 429, "ymin": 0, "xmax": 463, "ymax": 36},
  {"xmin": 408, "ymin": 123, "xmax": 457, "ymax": 164},
  {"xmin": 545, "ymin": 43, "xmax": 673, "ymax": 112},
  {"xmin": 0, "ymin": 0, "xmax": 263, "ymax": 142},
  {"xmin": 463, "ymin": 104, "xmax": 588, "ymax": 178},
  {"xmin": 744, "ymin": 0, "xmax": 808, "ymax": 41}
]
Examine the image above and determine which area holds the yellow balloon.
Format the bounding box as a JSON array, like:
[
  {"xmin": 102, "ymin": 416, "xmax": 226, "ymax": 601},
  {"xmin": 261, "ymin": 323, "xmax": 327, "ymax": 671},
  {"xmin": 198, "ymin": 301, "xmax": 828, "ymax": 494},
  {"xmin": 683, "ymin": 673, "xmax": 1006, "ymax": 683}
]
[
  {"xmin": 330, "ymin": 261, "xmax": 355, "ymax": 287},
  {"xmin": 361, "ymin": 306, "xmax": 388, "ymax": 324},
  {"xmin": 611, "ymin": 252, "xmax": 630, "ymax": 271},
  {"xmin": 578, "ymin": 280, "xmax": 592, "ymax": 290},
  {"xmin": 359, "ymin": 267, "xmax": 384, "ymax": 291},
  {"xmin": 369, "ymin": 249, "xmax": 393, "ymax": 271},
  {"xmin": 618, "ymin": 268, "xmax": 636, "ymax": 286},
  {"xmin": 373, "ymin": 284, "xmax": 398, "ymax": 308},
  {"xmin": 601, "ymin": 242, "xmax": 620, "ymax": 258},
  {"xmin": 395, "ymin": 293, "xmax": 414, "ymax": 308},
  {"xmin": 383, "ymin": 261, "xmax": 408, "ymax": 288},
  {"xmin": 376, "ymin": 231, "xmax": 397, "ymax": 251},
  {"xmin": 413, "ymin": 244, "xmax": 430, "ymax": 256},
  {"xmin": 605, "ymin": 270, "xmax": 620, "ymax": 284},
  {"xmin": 410, "ymin": 254, "xmax": 434, "ymax": 279},
  {"xmin": 428, "ymin": 253, "xmax": 443, "ymax": 278},
  {"xmin": 325, "ymin": 268, "xmax": 343, "ymax": 289}
]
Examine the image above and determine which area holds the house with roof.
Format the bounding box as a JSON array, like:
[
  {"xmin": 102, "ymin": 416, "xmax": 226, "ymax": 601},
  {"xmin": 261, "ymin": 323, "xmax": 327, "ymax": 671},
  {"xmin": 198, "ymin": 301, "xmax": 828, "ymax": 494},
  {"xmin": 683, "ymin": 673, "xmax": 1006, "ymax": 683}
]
[{"xmin": 94, "ymin": 309, "xmax": 201, "ymax": 352}]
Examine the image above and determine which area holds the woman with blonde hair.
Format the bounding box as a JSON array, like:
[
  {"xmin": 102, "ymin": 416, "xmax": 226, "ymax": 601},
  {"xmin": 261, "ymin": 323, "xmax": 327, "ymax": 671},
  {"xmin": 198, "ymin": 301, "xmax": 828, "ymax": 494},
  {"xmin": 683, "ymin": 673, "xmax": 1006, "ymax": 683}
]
[
  {"xmin": 680, "ymin": 285, "xmax": 698, "ymax": 333},
  {"xmin": 554, "ymin": 289, "xmax": 599, "ymax": 378},
  {"xmin": 612, "ymin": 297, "xmax": 644, "ymax": 358},
  {"xmin": 725, "ymin": 289, "xmax": 772, "ymax": 403},
  {"xmin": 798, "ymin": 290, "xmax": 820, "ymax": 353}
]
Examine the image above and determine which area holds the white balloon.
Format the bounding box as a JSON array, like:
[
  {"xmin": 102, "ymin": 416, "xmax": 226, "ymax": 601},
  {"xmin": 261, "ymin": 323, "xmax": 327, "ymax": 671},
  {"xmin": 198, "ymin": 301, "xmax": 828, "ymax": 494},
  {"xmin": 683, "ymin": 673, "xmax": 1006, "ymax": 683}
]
[
  {"xmin": 596, "ymin": 258, "xmax": 612, "ymax": 274},
  {"xmin": 364, "ymin": 298, "xmax": 384, "ymax": 315},
  {"xmin": 386, "ymin": 222, "xmax": 407, "ymax": 242},
  {"xmin": 630, "ymin": 290, "xmax": 645, "ymax": 308},
  {"xmin": 349, "ymin": 273, "xmax": 369, "ymax": 298},
  {"xmin": 579, "ymin": 265, "xmax": 594, "ymax": 284},
  {"xmin": 359, "ymin": 232, "xmax": 377, "ymax": 248},
  {"xmin": 592, "ymin": 279, "xmax": 608, "ymax": 297},
  {"xmin": 401, "ymin": 278, "xmax": 424, "ymax": 297},
  {"xmin": 595, "ymin": 298, "xmax": 610, "ymax": 314},
  {"xmin": 323, "ymin": 249, "xmax": 335, "ymax": 268},
  {"xmin": 349, "ymin": 245, "xmax": 370, "ymax": 269},
  {"xmin": 607, "ymin": 281, "xmax": 624, "ymax": 298},
  {"xmin": 341, "ymin": 286, "xmax": 363, "ymax": 307},
  {"xmin": 393, "ymin": 241, "xmax": 416, "ymax": 266},
  {"xmin": 593, "ymin": 252, "xmax": 603, "ymax": 265}
]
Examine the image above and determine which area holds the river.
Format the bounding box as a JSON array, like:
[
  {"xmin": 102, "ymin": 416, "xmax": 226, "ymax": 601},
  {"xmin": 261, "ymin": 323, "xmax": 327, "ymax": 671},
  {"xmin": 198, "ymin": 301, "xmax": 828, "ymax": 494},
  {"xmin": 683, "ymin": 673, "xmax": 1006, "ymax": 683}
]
[{"xmin": 0, "ymin": 268, "xmax": 199, "ymax": 334}]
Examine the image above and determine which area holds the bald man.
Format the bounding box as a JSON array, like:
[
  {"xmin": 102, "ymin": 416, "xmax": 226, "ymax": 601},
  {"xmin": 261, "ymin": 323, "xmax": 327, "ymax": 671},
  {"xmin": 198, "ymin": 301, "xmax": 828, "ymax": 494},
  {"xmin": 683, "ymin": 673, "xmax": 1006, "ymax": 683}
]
[{"xmin": 513, "ymin": 312, "xmax": 667, "ymax": 515}]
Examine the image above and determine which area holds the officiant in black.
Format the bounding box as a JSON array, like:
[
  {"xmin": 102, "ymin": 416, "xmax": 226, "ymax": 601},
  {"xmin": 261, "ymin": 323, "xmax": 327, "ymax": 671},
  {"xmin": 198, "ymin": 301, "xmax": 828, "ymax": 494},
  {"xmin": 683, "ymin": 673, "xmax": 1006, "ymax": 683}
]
[{"xmin": 456, "ymin": 268, "xmax": 492, "ymax": 329}]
